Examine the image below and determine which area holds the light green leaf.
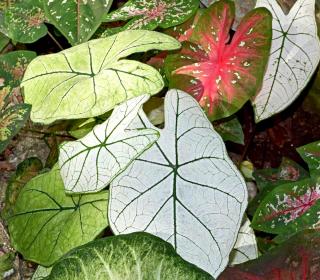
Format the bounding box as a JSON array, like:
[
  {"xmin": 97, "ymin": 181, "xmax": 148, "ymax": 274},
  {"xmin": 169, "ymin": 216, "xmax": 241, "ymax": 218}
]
[
  {"xmin": 21, "ymin": 30, "xmax": 181, "ymax": 124},
  {"xmin": 214, "ymin": 117, "xmax": 244, "ymax": 145},
  {"xmin": 44, "ymin": 0, "xmax": 112, "ymax": 46},
  {"xmin": 229, "ymin": 217, "xmax": 258, "ymax": 265},
  {"xmin": 0, "ymin": 32, "xmax": 9, "ymax": 52},
  {"xmin": 109, "ymin": 89, "xmax": 247, "ymax": 278},
  {"xmin": 44, "ymin": 232, "xmax": 214, "ymax": 280},
  {"xmin": 252, "ymin": 0, "xmax": 320, "ymax": 122},
  {"xmin": 59, "ymin": 95, "xmax": 159, "ymax": 193},
  {"xmin": 0, "ymin": 103, "xmax": 31, "ymax": 153},
  {"xmin": 7, "ymin": 165, "xmax": 109, "ymax": 266},
  {"xmin": 104, "ymin": 0, "xmax": 199, "ymax": 31},
  {"xmin": 4, "ymin": 0, "xmax": 47, "ymax": 43},
  {"xmin": 32, "ymin": 266, "xmax": 52, "ymax": 280}
]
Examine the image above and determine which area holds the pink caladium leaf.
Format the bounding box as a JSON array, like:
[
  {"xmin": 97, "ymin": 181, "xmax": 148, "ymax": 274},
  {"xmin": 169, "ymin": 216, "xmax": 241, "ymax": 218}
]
[
  {"xmin": 103, "ymin": 0, "xmax": 199, "ymax": 31},
  {"xmin": 252, "ymin": 178, "xmax": 320, "ymax": 236},
  {"xmin": 165, "ymin": 0, "xmax": 272, "ymax": 121}
]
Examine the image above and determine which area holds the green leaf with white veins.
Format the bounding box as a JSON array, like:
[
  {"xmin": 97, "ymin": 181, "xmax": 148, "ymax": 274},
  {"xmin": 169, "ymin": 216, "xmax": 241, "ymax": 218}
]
[
  {"xmin": 7, "ymin": 165, "xmax": 109, "ymax": 266},
  {"xmin": 44, "ymin": 0, "xmax": 113, "ymax": 46},
  {"xmin": 59, "ymin": 95, "xmax": 159, "ymax": 193},
  {"xmin": 252, "ymin": 0, "xmax": 320, "ymax": 122},
  {"xmin": 44, "ymin": 232, "xmax": 213, "ymax": 280},
  {"xmin": 21, "ymin": 30, "xmax": 180, "ymax": 124},
  {"xmin": 109, "ymin": 89, "xmax": 248, "ymax": 278}
]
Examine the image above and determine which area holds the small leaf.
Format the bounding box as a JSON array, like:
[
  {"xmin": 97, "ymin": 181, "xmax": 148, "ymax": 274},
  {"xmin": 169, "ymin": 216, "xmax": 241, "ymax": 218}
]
[
  {"xmin": 0, "ymin": 51, "xmax": 36, "ymax": 89},
  {"xmin": 297, "ymin": 140, "xmax": 320, "ymax": 178},
  {"xmin": 214, "ymin": 117, "xmax": 244, "ymax": 145},
  {"xmin": 0, "ymin": 32, "xmax": 9, "ymax": 52},
  {"xmin": 21, "ymin": 30, "xmax": 181, "ymax": 124},
  {"xmin": 165, "ymin": 0, "xmax": 272, "ymax": 121},
  {"xmin": 252, "ymin": 178, "xmax": 320, "ymax": 235},
  {"xmin": 32, "ymin": 266, "xmax": 52, "ymax": 280},
  {"xmin": 44, "ymin": 0, "xmax": 113, "ymax": 46},
  {"xmin": 229, "ymin": 217, "xmax": 258, "ymax": 265},
  {"xmin": 0, "ymin": 104, "xmax": 31, "ymax": 153},
  {"xmin": 219, "ymin": 229, "xmax": 320, "ymax": 280},
  {"xmin": 252, "ymin": 0, "xmax": 320, "ymax": 122},
  {"xmin": 4, "ymin": 0, "xmax": 47, "ymax": 43},
  {"xmin": 104, "ymin": 0, "xmax": 199, "ymax": 31},
  {"xmin": 3, "ymin": 157, "xmax": 43, "ymax": 219},
  {"xmin": 59, "ymin": 95, "xmax": 159, "ymax": 193},
  {"xmin": 7, "ymin": 165, "xmax": 108, "ymax": 266},
  {"xmin": 109, "ymin": 89, "xmax": 247, "ymax": 278},
  {"xmin": 45, "ymin": 232, "xmax": 213, "ymax": 280}
]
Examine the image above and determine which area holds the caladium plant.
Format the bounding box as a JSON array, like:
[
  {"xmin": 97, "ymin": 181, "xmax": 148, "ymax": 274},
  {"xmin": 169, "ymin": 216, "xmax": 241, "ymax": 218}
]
[
  {"xmin": 165, "ymin": 0, "xmax": 272, "ymax": 121},
  {"xmin": 109, "ymin": 89, "xmax": 247, "ymax": 278},
  {"xmin": 103, "ymin": 0, "xmax": 200, "ymax": 32},
  {"xmin": 252, "ymin": 0, "xmax": 320, "ymax": 122},
  {"xmin": 21, "ymin": 30, "xmax": 180, "ymax": 124}
]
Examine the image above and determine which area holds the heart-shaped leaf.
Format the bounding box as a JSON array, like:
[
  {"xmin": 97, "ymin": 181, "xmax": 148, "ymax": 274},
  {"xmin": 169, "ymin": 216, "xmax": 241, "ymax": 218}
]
[
  {"xmin": 109, "ymin": 89, "xmax": 247, "ymax": 278},
  {"xmin": 45, "ymin": 232, "xmax": 213, "ymax": 280},
  {"xmin": 252, "ymin": 0, "xmax": 320, "ymax": 122},
  {"xmin": 59, "ymin": 95, "xmax": 159, "ymax": 193},
  {"xmin": 0, "ymin": 104, "xmax": 31, "ymax": 153},
  {"xmin": 165, "ymin": 0, "xmax": 272, "ymax": 121},
  {"xmin": 4, "ymin": 0, "xmax": 47, "ymax": 43},
  {"xmin": 219, "ymin": 229, "xmax": 320, "ymax": 280},
  {"xmin": 7, "ymin": 164, "xmax": 108, "ymax": 266},
  {"xmin": 104, "ymin": 0, "xmax": 199, "ymax": 31},
  {"xmin": 214, "ymin": 117, "xmax": 244, "ymax": 145},
  {"xmin": 44, "ymin": 0, "xmax": 112, "ymax": 46},
  {"xmin": 252, "ymin": 177, "xmax": 320, "ymax": 235},
  {"xmin": 297, "ymin": 140, "xmax": 320, "ymax": 178},
  {"xmin": 229, "ymin": 217, "xmax": 258, "ymax": 265},
  {"xmin": 21, "ymin": 30, "xmax": 180, "ymax": 124}
]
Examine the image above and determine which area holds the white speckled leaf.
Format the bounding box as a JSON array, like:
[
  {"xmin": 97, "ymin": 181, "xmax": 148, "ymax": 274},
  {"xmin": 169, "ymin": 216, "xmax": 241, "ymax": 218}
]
[
  {"xmin": 252, "ymin": 0, "xmax": 320, "ymax": 122},
  {"xmin": 109, "ymin": 89, "xmax": 248, "ymax": 278},
  {"xmin": 44, "ymin": 0, "xmax": 112, "ymax": 45},
  {"xmin": 229, "ymin": 217, "xmax": 258, "ymax": 265},
  {"xmin": 21, "ymin": 30, "xmax": 180, "ymax": 124},
  {"xmin": 59, "ymin": 95, "xmax": 159, "ymax": 193}
]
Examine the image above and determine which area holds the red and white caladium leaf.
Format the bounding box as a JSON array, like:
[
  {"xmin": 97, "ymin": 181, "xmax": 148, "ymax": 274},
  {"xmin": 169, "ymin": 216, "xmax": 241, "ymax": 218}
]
[
  {"xmin": 252, "ymin": 0, "xmax": 320, "ymax": 122},
  {"xmin": 219, "ymin": 229, "xmax": 320, "ymax": 280},
  {"xmin": 103, "ymin": 0, "xmax": 199, "ymax": 31},
  {"xmin": 165, "ymin": 0, "xmax": 272, "ymax": 121},
  {"xmin": 297, "ymin": 140, "xmax": 320, "ymax": 178},
  {"xmin": 109, "ymin": 89, "xmax": 247, "ymax": 278},
  {"xmin": 252, "ymin": 177, "xmax": 320, "ymax": 235}
]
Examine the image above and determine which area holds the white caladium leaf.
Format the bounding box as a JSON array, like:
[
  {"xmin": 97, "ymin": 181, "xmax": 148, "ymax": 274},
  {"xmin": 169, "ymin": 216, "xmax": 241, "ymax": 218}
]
[
  {"xmin": 229, "ymin": 217, "xmax": 258, "ymax": 265},
  {"xmin": 109, "ymin": 89, "xmax": 248, "ymax": 278},
  {"xmin": 59, "ymin": 95, "xmax": 159, "ymax": 193},
  {"xmin": 253, "ymin": 0, "xmax": 320, "ymax": 122}
]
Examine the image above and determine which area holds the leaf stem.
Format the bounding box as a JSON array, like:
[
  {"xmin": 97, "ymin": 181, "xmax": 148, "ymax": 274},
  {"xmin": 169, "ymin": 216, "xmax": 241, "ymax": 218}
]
[{"xmin": 47, "ymin": 30, "xmax": 63, "ymax": 51}]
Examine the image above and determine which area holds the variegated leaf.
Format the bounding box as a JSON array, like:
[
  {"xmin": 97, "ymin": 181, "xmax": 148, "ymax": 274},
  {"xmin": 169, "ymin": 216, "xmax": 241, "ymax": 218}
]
[
  {"xmin": 253, "ymin": 0, "xmax": 320, "ymax": 122},
  {"xmin": 109, "ymin": 89, "xmax": 247, "ymax": 278},
  {"xmin": 59, "ymin": 95, "xmax": 159, "ymax": 193}
]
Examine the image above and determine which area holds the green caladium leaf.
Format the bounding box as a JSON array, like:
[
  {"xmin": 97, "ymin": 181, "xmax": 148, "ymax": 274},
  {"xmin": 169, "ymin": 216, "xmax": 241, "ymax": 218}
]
[
  {"xmin": 3, "ymin": 157, "xmax": 43, "ymax": 219},
  {"xmin": 0, "ymin": 32, "xmax": 9, "ymax": 52},
  {"xmin": 252, "ymin": 0, "xmax": 320, "ymax": 122},
  {"xmin": 59, "ymin": 95, "xmax": 159, "ymax": 193},
  {"xmin": 104, "ymin": 0, "xmax": 199, "ymax": 32},
  {"xmin": 214, "ymin": 117, "xmax": 244, "ymax": 145},
  {"xmin": 297, "ymin": 140, "xmax": 320, "ymax": 178},
  {"xmin": 0, "ymin": 51, "xmax": 36, "ymax": 90},
  {"xmin": 44, "ymin": 232, "xmax": 213, "ymax": 280},
  {"xmin": 109, "ymin": 89, "xmax": 247, "ymax": 278},
  {"xmin": 32, "ymin": 266, "xmax": 52, "ymax": 280},
  {"xmin": 44, "ymin": 0, "xmax": 112, "ymax": 46},
  {"xmin": 0, "ymin": 104, "xmax": 31, "ymax": 153},
  {"xmin": 4, "ymin": 0, "xmax": 47, "ymax": 43},
  {"xmin": 7, "ymin": 165, "xmax": 108, "ymax": 266},
  {"xmin": 252, "ymin": 177, "xmax": 320, "ymax": 235},
  {"xmin": 21, "ymin": 30, "xmax": 180, "ymax": 124},
  {"xmin": 165, "ymin": 0, "xmax": 272, "ymax": 121},
  {"xmin": 229, "ymin": 217, "xmax": 258, "ymax": 265}
]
